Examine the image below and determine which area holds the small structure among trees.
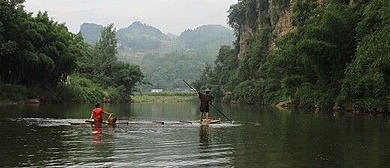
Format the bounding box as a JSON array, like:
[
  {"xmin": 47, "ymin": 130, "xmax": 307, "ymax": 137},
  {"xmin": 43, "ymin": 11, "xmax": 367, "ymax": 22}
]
[{"xmin": 151, "ymin": 89, "xmax": 163, "ymax": 93}]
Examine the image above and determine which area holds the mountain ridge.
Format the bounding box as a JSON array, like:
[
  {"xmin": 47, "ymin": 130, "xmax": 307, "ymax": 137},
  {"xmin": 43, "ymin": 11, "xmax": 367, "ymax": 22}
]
[{"xmin": 79, "ymin": 21, "xmax": 234, "ymax": 49}]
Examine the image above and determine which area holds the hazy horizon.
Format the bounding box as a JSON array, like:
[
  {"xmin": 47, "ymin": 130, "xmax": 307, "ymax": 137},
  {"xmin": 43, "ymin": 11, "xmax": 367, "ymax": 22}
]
[{"xmin": 24, "ymin": 0, "xmax": 237, "ymax": 35}]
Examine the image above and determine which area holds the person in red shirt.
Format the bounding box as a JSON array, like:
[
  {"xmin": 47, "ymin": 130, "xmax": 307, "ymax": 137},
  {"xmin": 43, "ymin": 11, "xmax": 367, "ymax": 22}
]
[{"xmin": 89, "ymin": 103, "xmax": 112, "ymax": 122}]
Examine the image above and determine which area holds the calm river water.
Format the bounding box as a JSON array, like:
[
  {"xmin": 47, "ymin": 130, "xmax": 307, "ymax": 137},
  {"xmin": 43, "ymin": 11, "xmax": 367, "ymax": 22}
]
[{"xmin": 1, "ymin": 102, "xmax": 390, "ymax": 167}]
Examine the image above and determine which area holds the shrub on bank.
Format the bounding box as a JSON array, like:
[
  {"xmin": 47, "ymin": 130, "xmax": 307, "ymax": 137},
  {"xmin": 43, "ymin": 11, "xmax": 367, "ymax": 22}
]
[
  {"xmin": 107, "ymin": 86, "xmax": 131, "ymax": 102},
  {"xmin": 63, "ymin": 75, "xmax": 105, "ymax": 103},
  {"xmin": 231, "ymin": 80, "xmax": 264, "ymax": 104},
  {"xmin": 0, "ymin": 84, "xmax": 29, "ymax": 102}
]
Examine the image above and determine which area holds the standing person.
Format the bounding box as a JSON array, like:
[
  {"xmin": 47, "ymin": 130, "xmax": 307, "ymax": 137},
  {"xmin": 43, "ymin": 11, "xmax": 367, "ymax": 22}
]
[
  {"xmin": 197, "ymin": 88, "xmax": 214, "ymax": 122},
  {"xmin": 89, "ymin": 103, "xmax": 112, "ymax": 122}
]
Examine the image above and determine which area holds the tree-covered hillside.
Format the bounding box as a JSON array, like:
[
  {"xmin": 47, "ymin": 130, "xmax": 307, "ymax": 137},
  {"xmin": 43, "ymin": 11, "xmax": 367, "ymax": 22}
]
[
  {"xmin": 179, "ymin": 24, "xmax": 235, "ymax": 50},
  {"xmin": 117, "ymin": 21, "xmax": 178, "ymax": 51},
  {"xmin": 80, "ymin": 22, "xmax": 235, "ymax": 90},
  {"xmin": 195, "ymin": 0, "xmax": 390, "ymax": 113},
  {"xmin": 79, "ymin": 22, "xmax": 234, "ymax": 57}
]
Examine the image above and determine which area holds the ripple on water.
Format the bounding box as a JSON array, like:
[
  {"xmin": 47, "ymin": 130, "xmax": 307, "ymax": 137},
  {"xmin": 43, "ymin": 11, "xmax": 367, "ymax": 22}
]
[{"xmin": 1, "ymin": 118, "xmax": 240, "ymax": 167}]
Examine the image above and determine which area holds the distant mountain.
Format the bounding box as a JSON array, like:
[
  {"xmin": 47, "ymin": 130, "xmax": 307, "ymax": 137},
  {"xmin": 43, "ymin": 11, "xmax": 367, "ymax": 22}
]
[
  {"xmin": 79, "ymin": 23, "xmax": 103, "ymax": 45},
  {"xmin": 116, "ymin": 21, "xmax": 175, "ymax": 51},
  {"xmin": 166, "ymin": 33, "xmax": 178, "ymax": 39},
  {"xmin": 78, "ymin": 22, "xmax": 235, "ymax": 90},
  {"xmin": 79, "ymin": 22, "xmax": 234, "ymax": 52},
  {"xmin": 178, "ymin": 25, "xmax": 234, "ymax": 49}
]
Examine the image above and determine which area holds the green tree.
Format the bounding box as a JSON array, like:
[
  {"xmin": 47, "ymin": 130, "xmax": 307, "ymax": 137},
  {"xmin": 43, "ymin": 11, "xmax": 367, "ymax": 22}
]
[
  {"xmin": 0, "ymin": 1, "xmax": 78, "ymax": 87},
  {"xmin": 264, "ymin": 3, "xmax": 358, "ymax": 108},
  {"xmin": 341, "ymin": 25, "xmax": 390, "ymax": 110},
  {"xmin": 95, "ymin": 23, "xmax": 118, "ymax": 66},
  {"xmin": 76, "ymin": 23, "xmax": 144, "ymax": 102},
  {"xmin": 237, "ymin": 28, "xmax": 272, "ymax": 81},
  {"xmin": 340, "ymin": 0, "xmax": 390, "ymax": 111},
  {"xmin": 292, "ymin": 0, "xmax": 318, "ymax": 26},
  {"xmin": 355, "ymin": 0, "xmax": 390, "ymax": 40}
]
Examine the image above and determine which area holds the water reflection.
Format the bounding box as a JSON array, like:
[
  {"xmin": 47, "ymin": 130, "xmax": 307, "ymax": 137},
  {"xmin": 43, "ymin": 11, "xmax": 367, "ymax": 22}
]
[
  {"xmin": 91, "ymin": 123, "xmax": 116, "ymax": 144},
  {"xmin": 199, "ymin": 125, "xmax": 210, "ymax": 147},
  {"xmin": 89, "ymin": 123, "xmax": 116, "ymax": 165},
  {"xmin": 92, "ymin": 123, "xmax": 103, "ymax": 142}
]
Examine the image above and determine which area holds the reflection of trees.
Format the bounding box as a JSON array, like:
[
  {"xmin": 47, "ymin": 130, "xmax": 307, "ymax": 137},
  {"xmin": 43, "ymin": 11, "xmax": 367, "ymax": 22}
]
[
  {"xmin": 128, "ymin": 103, "xmax": 199, "ymax": 121},
  {"xmin": 226, "ymin": 105, "xmax": 390, "ymax": 167},
  {"xmin": 104, "ymin": 103, "xmax": 133, "ymax": 119},
  {"xmin": 0, "ymin": 121, "xmax": 81, "ymax": 167}
]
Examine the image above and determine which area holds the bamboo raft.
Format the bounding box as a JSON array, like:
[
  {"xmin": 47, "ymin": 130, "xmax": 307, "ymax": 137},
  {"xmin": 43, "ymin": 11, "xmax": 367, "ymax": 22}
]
[{"xmin": 69, "ymin": 119, "xmax": 222, "ymax": 125}]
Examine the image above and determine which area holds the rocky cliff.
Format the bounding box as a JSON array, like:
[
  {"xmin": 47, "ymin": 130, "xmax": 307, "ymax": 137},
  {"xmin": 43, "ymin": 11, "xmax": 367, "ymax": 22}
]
[
  {"xmin": 237, "ymin": 0, "xmax": 295, "ymax": 58},
  {"xmin": 236, "ymin": 0, "xmax": 364, "ymax": 58}
]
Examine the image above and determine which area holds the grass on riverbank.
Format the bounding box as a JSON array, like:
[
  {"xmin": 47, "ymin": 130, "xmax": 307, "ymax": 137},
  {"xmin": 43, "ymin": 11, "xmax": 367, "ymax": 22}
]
[{"xmin": 132, "ymin": 91, "xmax": 198, "ymax": 103}]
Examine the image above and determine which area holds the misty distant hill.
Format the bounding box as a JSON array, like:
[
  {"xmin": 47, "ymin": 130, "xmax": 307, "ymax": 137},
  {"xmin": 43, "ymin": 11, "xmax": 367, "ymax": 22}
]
[
  {"xmin": 80, "ymin": 23, "xmax": 103, "ymax": 45},
  {"xmin": 79, "ymin": 21, "xmax": 234, "ymax": 53},
  {"xmin": 166, "ymin": 33, "xmax": 178, "ymax": 39},
  {"xmin": 179, "ymin": 24, "xmax": 234, "ymax": 49},
  {"xmin": 117, "ymin": 21, "xmax": 176, "ymax": 51}
]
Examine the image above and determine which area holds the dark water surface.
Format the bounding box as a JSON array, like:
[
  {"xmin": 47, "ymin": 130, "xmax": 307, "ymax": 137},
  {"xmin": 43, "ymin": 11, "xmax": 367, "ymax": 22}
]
[{"xmin": 1, "ymin": 103, "xmax": 390, "ymax": 167}]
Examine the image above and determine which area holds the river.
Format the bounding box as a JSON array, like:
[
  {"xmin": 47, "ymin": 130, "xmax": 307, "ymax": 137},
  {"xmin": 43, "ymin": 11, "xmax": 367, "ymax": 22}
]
[{"xmin": 0, "ymin": 103, "xmax": 390, "ymax": 167}]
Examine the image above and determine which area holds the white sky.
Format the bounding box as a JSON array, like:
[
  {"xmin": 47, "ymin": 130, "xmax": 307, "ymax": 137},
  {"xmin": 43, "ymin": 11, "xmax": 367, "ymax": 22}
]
[{"xmin": 24, "ymin": 0, "xmax": 237, "ymax": 35}]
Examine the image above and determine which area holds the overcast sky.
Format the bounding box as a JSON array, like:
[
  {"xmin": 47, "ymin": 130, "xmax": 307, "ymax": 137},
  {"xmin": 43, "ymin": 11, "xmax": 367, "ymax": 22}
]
[{"xmin": 24, "ymin": 0, "xmax": 237, "ymax": 35}]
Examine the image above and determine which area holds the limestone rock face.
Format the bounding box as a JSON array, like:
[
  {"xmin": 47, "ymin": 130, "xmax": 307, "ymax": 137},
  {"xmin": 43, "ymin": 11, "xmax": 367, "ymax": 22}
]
[
  {"xmin": 238, "ymin": 24, "xmax": 253, "ymax": 59},
  {"xmin": 269, "ymin": 0, "xmax": 295, "ymax": 50},
  {"xmin": 237, "ymin": 0, "xmax": 296, "ymax": 57}
]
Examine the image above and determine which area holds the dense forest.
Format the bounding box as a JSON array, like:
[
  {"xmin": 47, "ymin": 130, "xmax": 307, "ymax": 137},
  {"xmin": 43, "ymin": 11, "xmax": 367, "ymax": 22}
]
[
  {"xmin": 194, "ymin": 0, "xmax": 390, "ymax": 113},
  {"xmin": 0, "ymin": 0, "xmax": 144, "ymax": 103},
  {"xmin": 80, "ymin": 22, "xmax": 235, "ymax": 90}
]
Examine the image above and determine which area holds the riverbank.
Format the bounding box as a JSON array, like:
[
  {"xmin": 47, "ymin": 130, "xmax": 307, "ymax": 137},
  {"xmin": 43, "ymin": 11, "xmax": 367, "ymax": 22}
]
[
  {"xmin": 0, "ymin": 81, "xmax": 133, "ymax": 104},
  {"xmin": 274, "ymin": 100, "xmax": 389, "ymax": 117},
  {"xmin": 131, "ymin": 95, "xmax": 197, "ymax": 103},
  {"xmin": 131, "ymin": 91, "xmax": 197, "ymax": 103}
]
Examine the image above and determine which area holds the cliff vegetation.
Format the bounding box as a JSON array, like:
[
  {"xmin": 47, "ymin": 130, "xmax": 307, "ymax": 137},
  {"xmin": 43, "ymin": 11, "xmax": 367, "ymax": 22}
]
[{"xmin": 195, "ymin": 0, "xmax": 390, "ymax": 113}]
